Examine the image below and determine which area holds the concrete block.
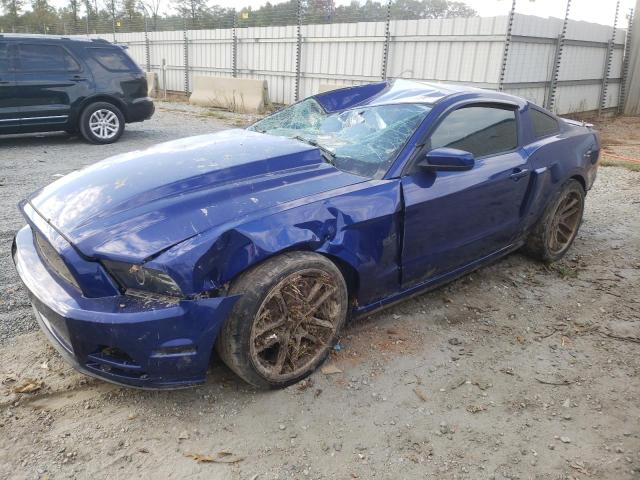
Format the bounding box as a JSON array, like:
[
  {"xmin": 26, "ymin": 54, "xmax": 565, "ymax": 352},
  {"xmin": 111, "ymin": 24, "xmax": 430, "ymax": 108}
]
[{"xmin": 189, "ymin": 76, "xmax": 268, "ymax": 113}]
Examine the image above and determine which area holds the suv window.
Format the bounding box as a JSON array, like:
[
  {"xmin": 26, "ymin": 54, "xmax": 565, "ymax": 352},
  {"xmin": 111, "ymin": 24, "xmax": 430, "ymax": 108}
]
[
  {"xmin": 530, "ymin": 108, "xmax": 559, "ymax": 138},
  {"xmin": 88, "ymin": 47, "xmax": 136, "ymax": 72},
  {"xmin": 17, "ymin": 44, "xmax": 80, "ymax": 72},
  {"xmin": 430, "ymin": 105, "xmax": 518, "ymax": 158},
  {"xmin": 0, "ymin": 43, "xmax": 8, "ymax": 73}
]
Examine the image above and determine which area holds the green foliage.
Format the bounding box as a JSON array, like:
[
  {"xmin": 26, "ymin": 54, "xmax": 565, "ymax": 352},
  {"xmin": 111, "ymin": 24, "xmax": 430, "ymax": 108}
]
[{"xmin": 0, "ymin": 0, "xmax": 476, "ymax": 34}]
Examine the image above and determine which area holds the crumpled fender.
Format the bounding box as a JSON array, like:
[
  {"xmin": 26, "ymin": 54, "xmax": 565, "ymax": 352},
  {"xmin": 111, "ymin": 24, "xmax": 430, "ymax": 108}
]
[{"xmin": 151, "ymin": 180, "xmax": 403, "ymax": 306}]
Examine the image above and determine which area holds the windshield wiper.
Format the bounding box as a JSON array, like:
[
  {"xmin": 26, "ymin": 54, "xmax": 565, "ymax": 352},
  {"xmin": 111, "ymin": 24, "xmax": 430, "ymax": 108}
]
[{"xmin": 292, "ymin": 135, "xmax": 336, "ymax": 165}]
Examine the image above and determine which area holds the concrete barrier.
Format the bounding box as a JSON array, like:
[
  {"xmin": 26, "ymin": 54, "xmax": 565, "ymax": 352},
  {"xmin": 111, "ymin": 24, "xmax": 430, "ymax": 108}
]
[
  {"xmin": 189, "ymin": 76, "xmax": 268, "ymax": 113},
  {"xmin": 145, "ymin": 72, "xmax": 158, "ymax": 97}
]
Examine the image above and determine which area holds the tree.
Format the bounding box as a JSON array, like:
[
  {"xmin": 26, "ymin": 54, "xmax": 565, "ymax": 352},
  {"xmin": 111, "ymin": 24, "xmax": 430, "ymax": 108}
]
[
  {"xmin": 141, "ymin": 0, "xmax": 162, "ymax": 30},
  {"xmin": 68, "ymin": 0, "xmax": 79, "ymax": 29},
  {"xmin": 1, "ymin": 0, "xmax": 25, "ymax": 25},
  {"xmin": 172, "ymin": 0, "xmax": 209, "ymax": 26},
  {"xmin": 121, "ymin": 0, "xmax": 142, "ymax": 27}
]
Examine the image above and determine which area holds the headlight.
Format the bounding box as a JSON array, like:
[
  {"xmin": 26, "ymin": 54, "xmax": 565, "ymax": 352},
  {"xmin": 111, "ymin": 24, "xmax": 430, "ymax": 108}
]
[{"xmin": 102, "ymin": 260, "xmax": 182, "ymax": 297}]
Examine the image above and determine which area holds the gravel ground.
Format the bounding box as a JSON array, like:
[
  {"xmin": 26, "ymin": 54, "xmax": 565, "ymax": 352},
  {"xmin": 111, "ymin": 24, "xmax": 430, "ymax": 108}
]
[{"xmin": 0, "ymin": 107, "xmax": 639, "ymax": 480}]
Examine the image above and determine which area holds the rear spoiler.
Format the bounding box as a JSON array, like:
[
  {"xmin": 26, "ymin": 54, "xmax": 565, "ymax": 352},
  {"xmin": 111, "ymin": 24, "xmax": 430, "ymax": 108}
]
[{"xmin": 561, "ymin": 118, "xmax": 594, "ymax": 129}]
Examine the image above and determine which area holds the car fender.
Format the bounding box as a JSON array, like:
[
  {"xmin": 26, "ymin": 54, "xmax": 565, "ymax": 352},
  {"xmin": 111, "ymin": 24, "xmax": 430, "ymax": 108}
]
[{"xmin": 151, "ymin": 180, "xmax": 404, "ymax": 306}]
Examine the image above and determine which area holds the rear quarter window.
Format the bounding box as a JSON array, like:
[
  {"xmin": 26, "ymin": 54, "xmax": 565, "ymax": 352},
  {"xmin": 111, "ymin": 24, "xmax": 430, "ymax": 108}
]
[
  {"xmin": 88, "ymin": 47, "xmax": 138, "ymax": 72},
  {"xmin": 530, "ymin": 109, "xmax": 559, "ymax": 138}
]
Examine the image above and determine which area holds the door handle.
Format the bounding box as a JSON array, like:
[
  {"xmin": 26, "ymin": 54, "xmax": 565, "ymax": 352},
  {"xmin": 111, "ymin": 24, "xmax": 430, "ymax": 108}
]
[
  {"xmin": 0, "ymin": 80, "xmax": 10, "ymax": 84},
  {"xmin": 70, "ymin": 76, "xmax": 88, "ymax": 82},
  {"xmin": 510, "ymin": 168, "xmax": 529, "ymax": 181}
]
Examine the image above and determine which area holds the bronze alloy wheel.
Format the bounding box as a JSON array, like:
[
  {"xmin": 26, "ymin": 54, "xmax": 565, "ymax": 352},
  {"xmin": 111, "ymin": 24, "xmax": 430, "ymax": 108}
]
[
  {"xmin": 548, "ymin": 189, "xmax": 583, "ymax": 255},
  {"xmin": 249, "ymin": 268, "xmax": 341, "ymax": 382}
]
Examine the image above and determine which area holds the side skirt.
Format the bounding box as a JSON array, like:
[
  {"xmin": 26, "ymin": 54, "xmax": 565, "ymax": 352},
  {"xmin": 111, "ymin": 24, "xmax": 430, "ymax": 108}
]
[{"xmin": 352, "ymin": 240, "xmax": 525, "ymax": 318}]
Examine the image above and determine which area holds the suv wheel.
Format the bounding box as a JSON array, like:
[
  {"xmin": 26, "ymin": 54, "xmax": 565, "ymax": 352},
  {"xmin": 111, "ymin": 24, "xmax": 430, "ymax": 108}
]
[{"xmin": 79, "ymin": 102, "xmax": 125, "ymax": 144}]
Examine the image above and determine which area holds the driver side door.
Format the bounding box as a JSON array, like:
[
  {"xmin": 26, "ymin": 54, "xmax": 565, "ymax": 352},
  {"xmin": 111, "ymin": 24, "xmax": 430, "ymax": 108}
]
[{"xmin": 400, "ymin": 104, "xmax": 530, "ymax": 289}]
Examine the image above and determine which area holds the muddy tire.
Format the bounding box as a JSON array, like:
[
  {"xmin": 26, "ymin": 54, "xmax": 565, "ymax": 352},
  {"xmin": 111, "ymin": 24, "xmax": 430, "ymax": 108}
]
[
  {"xmin": 216, "ymin": 252, "xmax": 349, "ymax": 389},
  {"xmin": 79, "ymin": 102, "xmax": 125, "ymax": 144},
  {"xmin": 523, "ymin": 179, "xmax": 585, "ymax": 263}
]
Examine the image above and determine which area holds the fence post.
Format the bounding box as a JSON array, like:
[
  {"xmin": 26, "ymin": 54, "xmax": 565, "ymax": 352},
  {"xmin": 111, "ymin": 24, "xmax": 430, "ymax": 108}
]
[
  {"xmin": 381, "ymin": 0, "xmax": 392, "ymax": 80},
  {"xmin": 498, "ymin": 0, "xmax": 516, "ymax": 91},
  {"xmin": 599, "ymin": 0, "xmax": 620, "ymax": 116},
  {"xmin": 232, "ymin": 12, "xmax": 238, "ymax": 78},
  {"xmin": 618, "ymin": 8, "xmax": 634, "ymax": 114},
  {"xmin": 162, "ymin": 58, "xmax": 167, "ymax": 100},
  {"xmin": 183, "ymin": 18, "xmax": 190, "ymax": 96},
  {"xmin": 112, "ymin": 10, "xmax": 116, "ymax": 42},
  {"xmin": 545, "ymin": 0, "xmax": 571, "ymax": 111},
  {"xmin": 144, "ymin": 15, "xmax": 151, "ymax": 72},
  {"xmin": 294, "ymin": 0, "xmax": 303, "ymax": 101}
]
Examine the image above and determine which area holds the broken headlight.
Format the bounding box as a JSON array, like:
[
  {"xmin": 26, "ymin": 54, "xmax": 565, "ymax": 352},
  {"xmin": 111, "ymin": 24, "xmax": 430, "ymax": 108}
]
[{"xmin": 102, "ymin": 260, "xmax": 182, "ymax": 297}]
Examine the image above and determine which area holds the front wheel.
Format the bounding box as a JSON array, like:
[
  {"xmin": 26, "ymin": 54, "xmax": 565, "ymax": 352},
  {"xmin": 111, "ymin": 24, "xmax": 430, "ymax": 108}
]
[
  {"xmin": 523, "ymin": 178, "xmax": 585, "ymax": 263},
  {"xmin": 216, "ymin": 252, "xmax": 348, "ymax": 389},
  {"xmin": 79, "ymin": 102, "xmax": 125, "ymax": 144}
]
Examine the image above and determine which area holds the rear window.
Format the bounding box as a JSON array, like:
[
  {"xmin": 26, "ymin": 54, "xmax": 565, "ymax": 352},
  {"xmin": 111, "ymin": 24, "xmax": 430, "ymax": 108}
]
[
  {"xmin": 88, "ymin": 47, "xmax": 137, "ymax": 72},
  {"xmin": 17, "ymin": 44, "xmax": 80, "ymax": 72},
  {"xmin": 530, "ymin": 109, "xmax": 559, "ymax": 138}
]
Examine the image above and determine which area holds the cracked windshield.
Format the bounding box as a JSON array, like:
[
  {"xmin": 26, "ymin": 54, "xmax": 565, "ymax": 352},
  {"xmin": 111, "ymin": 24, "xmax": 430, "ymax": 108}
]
[{"xmin": 250, "ymin": 99, "xmax": 431, "ymax": 178}]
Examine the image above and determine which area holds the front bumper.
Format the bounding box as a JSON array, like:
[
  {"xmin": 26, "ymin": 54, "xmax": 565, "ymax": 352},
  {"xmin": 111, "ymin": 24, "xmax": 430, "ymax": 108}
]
[{"xmin": 12, "ymin": 225, "xmax": 239, "ymax": 389}]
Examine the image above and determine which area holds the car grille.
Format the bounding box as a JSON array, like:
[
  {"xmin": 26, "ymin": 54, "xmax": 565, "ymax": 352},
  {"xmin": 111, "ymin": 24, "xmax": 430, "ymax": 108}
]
[{"xmin": 34, "ymin": 231, "xmax": 80, "ymax": 290}]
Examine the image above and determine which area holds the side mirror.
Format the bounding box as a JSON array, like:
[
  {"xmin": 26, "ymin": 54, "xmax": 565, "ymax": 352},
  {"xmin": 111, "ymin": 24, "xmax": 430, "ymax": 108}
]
[{"xmin": 417, "ymin": 148, "xmax": 475, "ymax": 172}]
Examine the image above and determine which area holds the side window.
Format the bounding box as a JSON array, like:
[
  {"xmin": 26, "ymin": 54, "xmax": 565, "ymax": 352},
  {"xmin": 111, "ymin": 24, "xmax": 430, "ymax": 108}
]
[
  {"xmin": 430, "ymin": 105, "xmax": 518, "ymax": 158},
  {"xmin": 17, "ymin": 44, "xmax": 80, "ymax": 72},
  {"xmin": 88, "ymin": 48, "xmax": 137, "ymax": 72},
  {"xmin": 530, "ymin": 108, "xmax": 559, "ymax": 138},
  {"xmin": 0, "ymin": 43, "xmax": 8, "ymax": 74}
]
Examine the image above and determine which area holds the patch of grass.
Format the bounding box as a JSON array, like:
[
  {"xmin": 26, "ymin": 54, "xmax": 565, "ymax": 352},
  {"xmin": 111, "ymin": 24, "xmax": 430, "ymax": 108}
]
[
  {"xmin": 548, "ymin": 263, "xmax": 579, "ymax": 279},
  {"xmin": 600, "ymin": 157, "xmax": 640, "ymax": 172},
  {"xmin": 201, "ymin": 110, "xmax": 227, "ymax": 120}
]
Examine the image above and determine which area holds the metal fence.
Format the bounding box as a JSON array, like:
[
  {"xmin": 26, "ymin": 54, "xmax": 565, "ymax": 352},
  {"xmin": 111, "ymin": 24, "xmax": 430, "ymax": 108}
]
[
  {"xmin": 96, "ymin": 12, "xmax": 626, "ymax": 115},
  {"xmin": 41, "ymin": 3, "xmax": 629, "ymax": 116}
]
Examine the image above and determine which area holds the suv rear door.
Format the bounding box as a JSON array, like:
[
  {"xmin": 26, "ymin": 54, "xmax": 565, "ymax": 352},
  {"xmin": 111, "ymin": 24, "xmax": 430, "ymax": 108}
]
[
  {"xmin": 0, "ymin": 41, "xmax": 19, "ymax": 133},
  {"xmin": 14, "ymin": 42, "xmax": 93, "ymax": 130}
]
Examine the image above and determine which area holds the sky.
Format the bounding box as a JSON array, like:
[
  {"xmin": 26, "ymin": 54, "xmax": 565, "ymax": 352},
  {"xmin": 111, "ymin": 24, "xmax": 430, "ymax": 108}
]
[{"xmin": 44, "ymin": 0, "xmax": 636, "ymax": 27}]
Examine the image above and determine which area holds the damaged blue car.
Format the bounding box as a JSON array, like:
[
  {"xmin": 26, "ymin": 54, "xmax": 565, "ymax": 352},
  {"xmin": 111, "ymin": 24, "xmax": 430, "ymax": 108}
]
[{"xmin": 12, "ymin": 80, "xmax": 600, "ymax": 389}]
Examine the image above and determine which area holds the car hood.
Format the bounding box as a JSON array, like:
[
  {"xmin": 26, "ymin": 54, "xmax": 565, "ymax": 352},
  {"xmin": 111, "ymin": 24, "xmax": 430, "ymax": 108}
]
[{"xmin": 27, "ymin": 129, "xmax": 366, "ymax": 261}]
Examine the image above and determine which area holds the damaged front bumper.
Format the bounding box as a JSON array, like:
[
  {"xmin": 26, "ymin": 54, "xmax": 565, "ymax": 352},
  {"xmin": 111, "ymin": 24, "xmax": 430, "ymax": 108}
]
[{"xmin": 12, "ymin": 225, "xmax": 239, "ymax": 389}]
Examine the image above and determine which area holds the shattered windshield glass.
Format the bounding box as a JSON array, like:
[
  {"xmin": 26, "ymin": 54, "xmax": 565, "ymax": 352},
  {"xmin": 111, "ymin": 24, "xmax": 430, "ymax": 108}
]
[{"xmin": 249, "ymin": 99, "xmax": 431, "ymax": 178}]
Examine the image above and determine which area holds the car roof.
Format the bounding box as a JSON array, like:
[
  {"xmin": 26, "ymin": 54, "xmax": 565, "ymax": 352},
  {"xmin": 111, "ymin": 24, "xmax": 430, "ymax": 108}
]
[
  {"xmin": 0, "ymin": 33, "xmax": 111, "ymax": 45},
  {"xmin": 315, "ymin": 78, "xmax": 527, "ymax": 112}
]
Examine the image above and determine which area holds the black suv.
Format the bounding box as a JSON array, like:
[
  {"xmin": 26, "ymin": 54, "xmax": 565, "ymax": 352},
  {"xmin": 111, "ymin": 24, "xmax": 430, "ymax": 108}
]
[{"xmin": 0, "ymin": 34, "xmax": 154, "ymax": 144}]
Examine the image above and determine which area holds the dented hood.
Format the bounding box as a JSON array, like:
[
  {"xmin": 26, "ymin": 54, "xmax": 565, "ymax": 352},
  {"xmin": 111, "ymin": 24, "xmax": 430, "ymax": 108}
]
[{"xmin": 27, "ymin": 129, "xmax": 365, "ymax": 261}]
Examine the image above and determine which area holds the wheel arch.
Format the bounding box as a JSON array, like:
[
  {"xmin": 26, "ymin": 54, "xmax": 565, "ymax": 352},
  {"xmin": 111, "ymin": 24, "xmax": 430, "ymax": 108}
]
[
  {"xmin": 569, "ymin": 173, "xmax": 586, "ymax": 192},
  {"xmin": 73, "ymin": 95, "xmax": 128, "ymax": 126},
  {"xmin": 225, "ymin": 244, "xmax": 361, "ymax": 306}
]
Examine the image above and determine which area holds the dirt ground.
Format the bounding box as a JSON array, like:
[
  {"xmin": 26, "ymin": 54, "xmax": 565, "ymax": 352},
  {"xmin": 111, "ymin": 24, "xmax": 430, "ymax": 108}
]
[{"xmin": 0, "ymin": 109, "xmax": 639, "ymax": 480}]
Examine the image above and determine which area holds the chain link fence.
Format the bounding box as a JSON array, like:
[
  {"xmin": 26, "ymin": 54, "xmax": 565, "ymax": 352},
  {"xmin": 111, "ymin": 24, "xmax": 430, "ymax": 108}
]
[{"xmin": 1, "ymin": 0, "xmax": 634, "ymax": 114}]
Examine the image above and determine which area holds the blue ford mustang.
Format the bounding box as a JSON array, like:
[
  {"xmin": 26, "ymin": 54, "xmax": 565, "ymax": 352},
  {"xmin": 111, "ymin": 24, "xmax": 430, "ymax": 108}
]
[{"xmin": 12, "ymin": 80, "xmax": 600, "ymax": 389}]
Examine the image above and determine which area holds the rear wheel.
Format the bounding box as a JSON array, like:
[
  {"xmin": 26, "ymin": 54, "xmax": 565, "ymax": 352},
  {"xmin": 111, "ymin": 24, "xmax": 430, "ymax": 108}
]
[
  {"xmin": 216, "ymin": 252, "xmax": 348, "ymax": 389},
  {"xmin": 523, "ymin": 179, "xmax": 585, "ymax": 263},
  {"xmin": 79, "ymin": 102, "xmax": 125, "ymax": 144}
]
